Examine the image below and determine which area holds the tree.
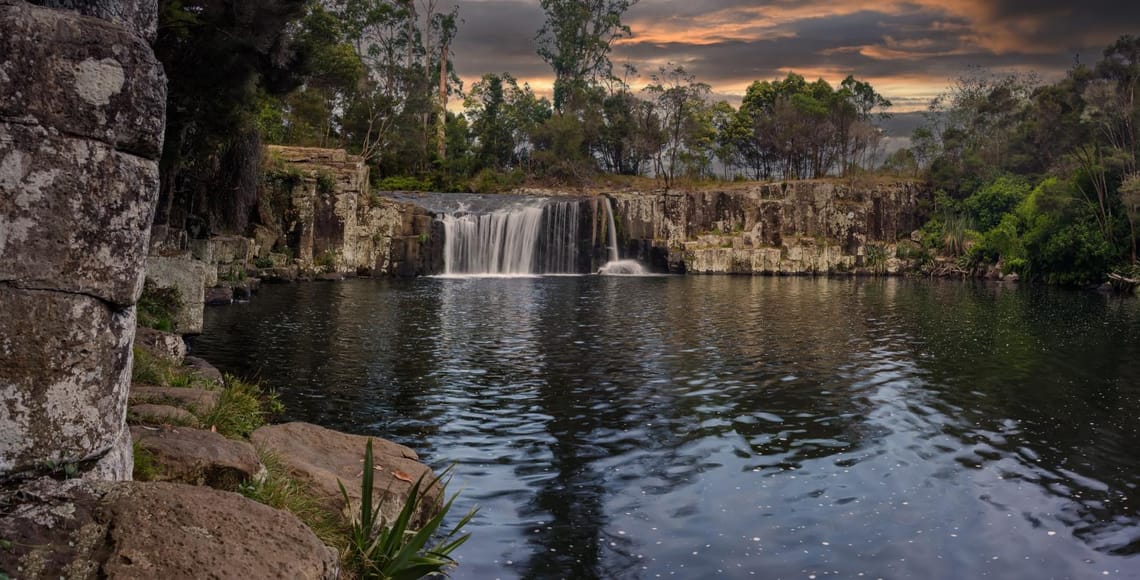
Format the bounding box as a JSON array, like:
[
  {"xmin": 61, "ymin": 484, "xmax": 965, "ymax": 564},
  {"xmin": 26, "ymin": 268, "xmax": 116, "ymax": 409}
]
[
  {"xmin": 535, "ymin": 0, "xmax": 637, "ymax": 111},
  {"xmin": 643, "ymin": 65, "xmax": 711, "ymax": 187}
]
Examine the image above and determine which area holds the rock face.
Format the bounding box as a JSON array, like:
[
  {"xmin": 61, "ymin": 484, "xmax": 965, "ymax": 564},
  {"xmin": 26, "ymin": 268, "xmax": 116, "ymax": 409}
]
[
  {"xmin": 144, "ymin": 255, "xmax": 207, "ymax": 334},
  {"xmin": 0, "ymin": 1, "xmax": 164, "ymax": 481},
  {"xmin": 134, "ymin": 326, "xmax": 186, "ymax": 363},
  {"xmin": 609, "ymin": 180, "xmax": 928, "ymax": 274},
  {"xmin": 259, "ymin": 145, "xmax": 443, "ymax": 276},
  {"xmin": 251, "ymin": 422, "xmax": 442, "ymax": 528},
  {"xmin": 0, "ymin": 478, "xmax": 339, "ymax": 579}
]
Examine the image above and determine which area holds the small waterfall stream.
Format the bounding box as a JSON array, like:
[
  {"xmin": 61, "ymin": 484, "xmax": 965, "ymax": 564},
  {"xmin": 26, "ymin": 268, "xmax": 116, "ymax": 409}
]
[{"xmin": 598, "ymin": 197, "xmax": 646, "ymax": 276}]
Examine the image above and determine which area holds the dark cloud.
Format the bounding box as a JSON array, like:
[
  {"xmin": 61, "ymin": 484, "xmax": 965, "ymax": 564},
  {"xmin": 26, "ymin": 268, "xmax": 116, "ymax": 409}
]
[{"xmin": 442, "ymin": 0, "xmax": 1139, "ymax": 108}]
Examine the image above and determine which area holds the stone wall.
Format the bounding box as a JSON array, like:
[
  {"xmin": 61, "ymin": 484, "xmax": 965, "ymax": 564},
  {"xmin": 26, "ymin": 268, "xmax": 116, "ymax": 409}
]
[
  {"xmin": 609, "ymin": 180, "xmax": 928, "ymax": 274},
  {"xmin": 0, "ymin": 0, "xmax": 165, "ymax": 480}
]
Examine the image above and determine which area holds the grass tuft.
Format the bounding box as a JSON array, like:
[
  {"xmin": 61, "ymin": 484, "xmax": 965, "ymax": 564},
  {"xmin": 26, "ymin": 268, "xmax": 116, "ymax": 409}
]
[
  {"xmin": 240, "ymin": 450, "xmax": 346, "ymax": 549},
  {"xmin": 201, "ymin": 374, "xmax": 280, "ymax": 438},
  {"xmin": 340, "ymin": 439, "xmax": 477, "ymax": 580}
]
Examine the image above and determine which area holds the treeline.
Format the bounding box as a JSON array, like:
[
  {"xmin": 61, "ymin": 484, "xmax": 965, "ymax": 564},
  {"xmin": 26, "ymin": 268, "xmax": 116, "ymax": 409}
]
[
  {"xmin": 888, "ymin": 36, "xmax": 1140, "ymax": 285},
  {"xmin": 153, "ymin": 0, "xmax": 894, "ymax": 233}
]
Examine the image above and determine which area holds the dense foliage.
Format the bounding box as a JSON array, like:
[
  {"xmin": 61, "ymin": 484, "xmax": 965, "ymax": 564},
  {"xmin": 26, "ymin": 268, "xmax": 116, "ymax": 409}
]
[{"xmin": 906, "ymin": 36, "xmax": 1140, "ymax": 284}]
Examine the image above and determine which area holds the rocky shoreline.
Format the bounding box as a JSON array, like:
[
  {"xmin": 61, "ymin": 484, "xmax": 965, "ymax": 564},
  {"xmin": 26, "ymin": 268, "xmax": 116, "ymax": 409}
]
[{"xmin": 2, "ymin": 321, "xmax": 444, "ymax": 578}]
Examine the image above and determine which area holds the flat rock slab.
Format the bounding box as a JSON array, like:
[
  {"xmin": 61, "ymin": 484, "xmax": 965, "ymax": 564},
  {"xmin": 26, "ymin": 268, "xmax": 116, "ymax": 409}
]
[
  {"xmin": 251, "ymin": 422, "xmax": 441, "ymax": 528},
  {"xmin": 183, "ymin": 355, "xmax": 224, "ymax": 385},
  {"xmin": 0, "ymin": 478, "xmax": 338, "ymax": 579},
  {"xmin": 131, "ymin": 426, "xmax": 261, "ymax": 490},
  {"xmin": 128, "ymin": 403, "xmax": 197, "ymax": 426},
  {"xmin": 129, "ymin": 384, "xmax": 219, "ymax": 414}
]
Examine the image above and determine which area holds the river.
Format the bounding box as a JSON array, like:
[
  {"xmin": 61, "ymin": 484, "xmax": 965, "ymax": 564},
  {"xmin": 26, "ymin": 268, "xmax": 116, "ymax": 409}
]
[{"xmin": 192, "ymin": 276, "xmax": 1140, "ymax": 579}]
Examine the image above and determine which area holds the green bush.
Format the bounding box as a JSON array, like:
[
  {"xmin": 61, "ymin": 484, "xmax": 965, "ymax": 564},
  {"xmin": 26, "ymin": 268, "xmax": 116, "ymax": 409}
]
[
  {"xmin": 376, "ymin": 175, "xmax": 433, "ymax": 192},
  {"xmin": 316, "ymin": 170, "xmax": 337, "ymax": 194},
  {"xmin": 468, "ymin": 168, "xmax": 524, "ymax": 194}
]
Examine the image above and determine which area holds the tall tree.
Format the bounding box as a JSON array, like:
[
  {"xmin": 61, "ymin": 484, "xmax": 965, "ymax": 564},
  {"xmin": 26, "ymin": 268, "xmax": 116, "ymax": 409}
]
[{"xmin": 535, "ymin": 0, "xmax": 637, "ymax": 111}]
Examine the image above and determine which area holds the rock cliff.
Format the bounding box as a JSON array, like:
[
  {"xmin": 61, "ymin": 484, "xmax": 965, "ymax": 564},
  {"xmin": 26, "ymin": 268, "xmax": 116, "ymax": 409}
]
[
  {"xmin": 609, "ymin": 180, "xmax": 928, "ymax": 274},
  {"xmin": 256, "ymin": 146, "xmax": 441, "ymax": 277}
]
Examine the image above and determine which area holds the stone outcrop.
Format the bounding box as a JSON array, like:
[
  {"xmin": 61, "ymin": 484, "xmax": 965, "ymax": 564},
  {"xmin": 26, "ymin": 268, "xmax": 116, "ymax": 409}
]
[
  {"xmin": 609, "ymin": 180, "xmax": 928, "ymax": 274},
  {"xmin": 128, "ymin": 403, "xmax": 197, "ymax": 426},
  {"xmin": 251, "ymin": 422, "xmax": 442, "ymax": 528},
  {"xmin": 0, "ymin": 0, "xmax": 166, "ymax": 478},
  {"xmin": 131, "ymin": 426, "xmax": 263, "ymax": 490},
  {"xmin": 134, "ymin": 326, "xmax": 186, "ymax": 363},
  {"xmin": 144, "ymin": 255, "xmax": 207, "ymax": 334},
  {"xmin": 1, "ymin": 0, "xmax": 165, "ymax": 482},
  {"xmin": 257, "ymin": 145, "xmax": 442, "ymax": 277},
  {"xmin": 0, "ymin": 478, "xmax": 339, "ymax": 579}
]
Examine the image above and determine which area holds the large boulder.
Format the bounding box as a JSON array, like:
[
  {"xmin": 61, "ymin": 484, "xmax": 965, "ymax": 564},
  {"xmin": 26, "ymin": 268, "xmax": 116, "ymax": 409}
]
[
  {"xmin": 0, "ymin": 478, "xmax": 339, "ymax": 579},
  {"xmin": 26, "ymin": 0, "xmax": 159, "ymax": 43},
  {"xmin": 0, "ymin": 286, "xmax": 133, "ymax": 478},
  {"xmin": 131, "ymin": 426, "xmax": 263, "ymax": 491},
  {"xmin": 134, "ymin": 326, "xmax": 186, "ymax": 363},
  {"xmin": 251, "ymin": 422, "xmax": 442, "ymax": 527}
]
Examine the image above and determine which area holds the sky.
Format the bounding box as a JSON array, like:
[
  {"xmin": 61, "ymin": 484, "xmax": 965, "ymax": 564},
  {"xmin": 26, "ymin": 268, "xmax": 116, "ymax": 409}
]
[{"xmin": 443, "ymin": 0, "xmax": 1140, "ymax": 113}]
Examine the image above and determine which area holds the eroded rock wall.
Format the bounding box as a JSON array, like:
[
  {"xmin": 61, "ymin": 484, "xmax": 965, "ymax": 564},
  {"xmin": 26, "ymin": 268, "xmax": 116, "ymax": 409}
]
[
  {"xmin": 610, "ymin": 180, "xmax": 928, "ymax": 274},
  {"xmin": 0, "ymin": 0, "xmax": 164, "ymax": 480},
  {"xmin": 258, "ymin": 145, "xmax": 441, "ymax": 276}
]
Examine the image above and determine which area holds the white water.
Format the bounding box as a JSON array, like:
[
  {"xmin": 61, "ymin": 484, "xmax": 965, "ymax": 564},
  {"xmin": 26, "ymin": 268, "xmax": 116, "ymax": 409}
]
[
  {"xmin": 599, "ymin": 197, "xmax": 647, "ymax": 276},
  {"xmin": 440, "ymin": 200, "xmax": 581, "ymax": 275}
]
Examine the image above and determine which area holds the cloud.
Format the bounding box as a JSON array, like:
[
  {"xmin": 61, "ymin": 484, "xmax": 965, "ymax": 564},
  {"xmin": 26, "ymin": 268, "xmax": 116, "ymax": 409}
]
[{"xmin": 441, "ymin": 0, "xmax": 1139, "ymax": 110}]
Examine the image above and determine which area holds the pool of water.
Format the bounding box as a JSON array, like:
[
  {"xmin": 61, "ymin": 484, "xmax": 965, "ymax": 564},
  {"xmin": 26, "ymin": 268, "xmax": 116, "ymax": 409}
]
[{"xmin": 192, "ymin": 276, "xmax": 1140, "ymax": 579}]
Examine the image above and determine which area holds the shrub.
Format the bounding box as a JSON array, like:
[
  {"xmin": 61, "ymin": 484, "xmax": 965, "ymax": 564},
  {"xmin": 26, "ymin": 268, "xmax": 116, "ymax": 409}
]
[{"xmin": 340, "ymin": 440, "xmax": 476, "ymax": 580}]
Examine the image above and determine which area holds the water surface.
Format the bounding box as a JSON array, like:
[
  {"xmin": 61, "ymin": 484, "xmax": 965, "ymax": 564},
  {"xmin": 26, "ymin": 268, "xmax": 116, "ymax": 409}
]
[{"xmin": 193, "ymin": 276, "xmax": 1140, "ymax": 579}]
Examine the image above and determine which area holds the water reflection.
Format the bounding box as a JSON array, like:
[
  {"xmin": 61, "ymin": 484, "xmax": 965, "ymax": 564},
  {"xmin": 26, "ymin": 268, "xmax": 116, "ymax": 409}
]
[{"xmin": 193, "ymin": 277, "xmax": 1140, "ymax": 578}]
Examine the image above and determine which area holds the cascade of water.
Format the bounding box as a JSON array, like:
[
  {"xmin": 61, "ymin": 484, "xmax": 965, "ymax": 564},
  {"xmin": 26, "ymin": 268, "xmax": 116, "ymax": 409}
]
[
  {"xmin": 599, "ymin": 196, "xmax": 647, "ymax": 276},
  {"xmin": 604, "ymin": 196, "xmax": 620, "ymax": 263},
  {"xmin": 440, "ymin": 200, "xmax": 581, "ymax": 275}
]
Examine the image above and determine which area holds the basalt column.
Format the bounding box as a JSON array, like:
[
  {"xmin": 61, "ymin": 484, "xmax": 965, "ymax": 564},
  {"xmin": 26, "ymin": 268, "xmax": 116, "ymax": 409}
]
[{"xmin": 0, "ymin": 0, "xmax": 165, "ymax": 480}]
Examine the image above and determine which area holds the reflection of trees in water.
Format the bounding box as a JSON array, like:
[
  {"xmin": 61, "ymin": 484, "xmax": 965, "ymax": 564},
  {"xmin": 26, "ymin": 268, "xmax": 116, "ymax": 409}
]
[{"xmin": 891, "ymin": 281, "xmax": 1140, "ymax": 555}]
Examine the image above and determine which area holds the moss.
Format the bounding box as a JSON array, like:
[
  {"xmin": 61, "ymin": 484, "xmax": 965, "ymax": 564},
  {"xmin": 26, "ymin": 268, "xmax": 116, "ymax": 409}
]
[{"xmin": 132, "ymin": 440, "xmax": 159, "ymax": 482}]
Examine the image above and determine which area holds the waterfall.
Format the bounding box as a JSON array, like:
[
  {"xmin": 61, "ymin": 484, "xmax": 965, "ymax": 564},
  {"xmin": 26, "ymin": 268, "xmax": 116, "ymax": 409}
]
[
  {"xmin": 604, "ymin": 196, "xmax": 620, "ymax": 263},
  {"xmin": 440, "ymin": 200, "xmax": 581, "ymax": 275},
  {"xmin": 598, "ymin": 197, "xmax": 647, "ymax": 276}
]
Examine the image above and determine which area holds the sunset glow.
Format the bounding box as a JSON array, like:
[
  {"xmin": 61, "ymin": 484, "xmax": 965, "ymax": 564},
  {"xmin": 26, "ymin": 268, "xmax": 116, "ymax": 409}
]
[{"xmin": 446, "ymin": 0, "xmax": 1138, "ymax": 112}]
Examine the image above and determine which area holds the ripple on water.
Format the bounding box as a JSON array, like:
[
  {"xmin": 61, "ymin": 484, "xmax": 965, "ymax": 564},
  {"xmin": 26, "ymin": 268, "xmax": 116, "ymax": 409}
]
[{"xmin": 193, "ymin": 276, "xmax": 1140, "ymax": 579}]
